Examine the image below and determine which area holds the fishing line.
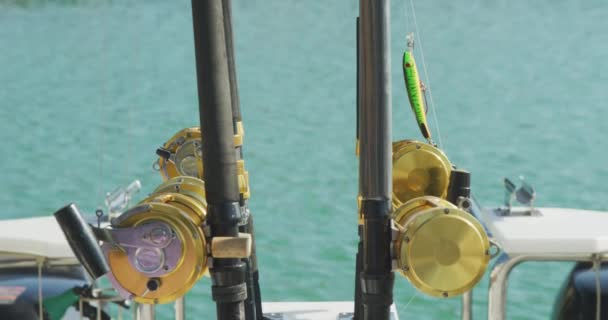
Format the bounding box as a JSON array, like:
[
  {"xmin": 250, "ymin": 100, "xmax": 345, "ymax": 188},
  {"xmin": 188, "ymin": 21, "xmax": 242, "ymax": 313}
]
[
  {"xmin": 402, "ymin": 290, "xmax": 420, "ymax": 312},
  {"xmin": 406, "ymin": 0, "xmax": 445, "ymax": 149},
  {"xmin": 404, "ymin": 0, "xmax": 412, "ymax": 39},
  {"xmin": 127, "ymin": 9, "xmax": 140, "ymax": 185},
  {"xmin": 98, "ymin": 7, "xmax": 109, "ymax": 209}
]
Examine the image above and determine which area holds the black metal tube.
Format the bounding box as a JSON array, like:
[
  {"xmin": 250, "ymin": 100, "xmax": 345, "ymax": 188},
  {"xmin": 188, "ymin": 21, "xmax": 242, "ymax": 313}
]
[
  {"xmin": 358, "ymin": 0, "xmax": 394, "ymax": 319},
  {"xmin": 54, "ymin": 203, "xmax": 109, "ymax": 280},
  {"xmin": 243, "ymin": 258, "xmax": 256, "ymax": 319},
  {"xmin": 191, "ymin": 1, "xmax": 246, "ymax": 319},
  {"xmin": 221, "ymin": 1, "xmax": 263, "ymax": 318},
  {"xmin": 241, "ymin": 216, "xmax": 263, "ymax": 320},
  {"xmin": 253, "ymin": 271, "xmax": 263, "ymax": 318},
  {"xmin": 447, "ymin": 169, "xmax": 471, "ymax": 205}
]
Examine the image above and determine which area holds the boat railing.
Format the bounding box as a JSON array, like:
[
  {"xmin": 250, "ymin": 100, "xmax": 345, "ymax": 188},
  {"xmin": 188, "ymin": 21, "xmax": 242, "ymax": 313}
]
[
  {"xmin": 458, "ymin": 203, "xmax": 608, "ymax": 320},
  {"xmin": 77, "ymin": 287, "xmax": 126, "ymax": 320}
]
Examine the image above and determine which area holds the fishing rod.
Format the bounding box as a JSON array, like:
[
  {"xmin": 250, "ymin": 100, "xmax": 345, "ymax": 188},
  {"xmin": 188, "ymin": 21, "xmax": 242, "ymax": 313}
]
[
  {"xmin": 222, "ymin": 0, "xmax": 264, "ymax": 318},
  {"xmin": 350, "ymin": 1, "xmax": 495, "ymax": 317},
  {"xmin": 191, "ymin": 1, "xmax": 248, "ymax": 319},
  {"xmin": 353, "ymin": 16, "xmax": 363, "ymax": 320},
  {"xmin": 356, "ymin": 1, "xmax": 395, "ymax": 320},
  {"xmin": 49, "ymin": 3, "xmax": 254, "ymax": 319}
]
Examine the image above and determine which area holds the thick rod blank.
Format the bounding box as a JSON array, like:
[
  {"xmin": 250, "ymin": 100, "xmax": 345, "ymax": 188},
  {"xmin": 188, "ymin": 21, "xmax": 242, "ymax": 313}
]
[
  {"xmin": 222, "ymin": 0, "xmax": 242, "ymax": 124},
  {"xmin": 221, "ymin": 0, "xmax": 264, "ymax": 318},
  {"xmin": 358, "ymin": 0, "xmax": 392, "ymax": 199},
  {"xmin": 191, "ymin": 0, "xmax": 239, "ymax": 204},
  {"xmin": 358, "ymin": 0, "xmax": 394, "ymax": 320},
  {"xmin": 354, "ymin": 16, "xmax": 363, "ymax": 320},
  {"xmin": 191, "ymin": 1, "xmax": 246, "ymax": 319}
]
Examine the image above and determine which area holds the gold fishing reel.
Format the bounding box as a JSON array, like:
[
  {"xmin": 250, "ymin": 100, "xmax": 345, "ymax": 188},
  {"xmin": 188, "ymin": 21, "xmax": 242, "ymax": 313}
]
[
  {"xmin": 357, "ymin": 140, "xmax": 451, "ymax": 224},
  {"xmin": 102, "ymin": 175, "xmax": 252, "ymax": 304},
  {"xmin": 392, "ymin": 196, "xmax": 490, "ymax": 298},
  {"xmin": 154, "ymin": 126, "xmax": 250, "ymax": 199},
  {"xmin": 357, "ymin": 140, "xmax": 452, "ymax": 225},
  {"xmin": 104, "ymin": 203, "xmax": 207, "ymax": 304},
  {"xmin": 153, "ymin": 176, "xmax": 207, "ymax": 208},
  {"xmin": 103, "ymin": 177, "xmax": 209, "ymax": 304},
  {"xmin": 155, "ymin": 127, "xmax": 204, "ymax": 180},
  {"xmin": 392, "ymin": 140, "xmax": 452, "ymax": 209}
]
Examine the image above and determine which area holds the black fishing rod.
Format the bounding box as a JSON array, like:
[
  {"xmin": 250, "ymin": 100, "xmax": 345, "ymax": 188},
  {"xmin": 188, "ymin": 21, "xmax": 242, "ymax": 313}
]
[
  {"xmin": 221, "ymin": 0, "xmax": 264, "ymax": 318},
  {"xmin": 356, "ymin": 0, "xmax": 394, "ymax": 320},
  {"xmin": 191, "ymin": 1, "xmax": 247, "ymax": 319},
  {"xmin": 223, "ymin": 0, "xmax": 241, "ymax": 127},
  {"xmin": 354, "ymin": 16, "xmax": 363, "ymax": 320}
]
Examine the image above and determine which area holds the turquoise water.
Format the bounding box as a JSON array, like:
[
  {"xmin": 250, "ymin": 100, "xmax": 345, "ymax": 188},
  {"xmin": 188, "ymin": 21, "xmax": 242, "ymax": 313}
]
[{"xmin": 2, "ymin": 1, "xmax": 608, "ymax": 319}]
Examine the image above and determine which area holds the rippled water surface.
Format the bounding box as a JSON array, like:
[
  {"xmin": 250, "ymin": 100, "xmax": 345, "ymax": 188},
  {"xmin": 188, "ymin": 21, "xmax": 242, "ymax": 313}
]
[{"xmin": 1, "ymin": 1, "xmax": 607, "ymax": 319}]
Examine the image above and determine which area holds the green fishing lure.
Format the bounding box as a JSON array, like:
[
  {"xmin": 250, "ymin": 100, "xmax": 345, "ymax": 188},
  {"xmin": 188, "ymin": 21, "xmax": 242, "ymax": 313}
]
[{"xmin": 402, "ymin": 50, "xmax": 433, "ymax": 144}]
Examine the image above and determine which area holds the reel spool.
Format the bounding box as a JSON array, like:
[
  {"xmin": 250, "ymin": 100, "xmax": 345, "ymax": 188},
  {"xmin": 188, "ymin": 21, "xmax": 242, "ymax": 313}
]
[
  {"xmin": 153, "ymin": 176, "xmax": 207, "ymax": 208},
  {"xmin": 392, "ymin": 140, "xmax": 452, "ymax": 209},
  {"xmin": 155, "ymin": 127, "xmax": 204, "ymax": 180},
  {"xmin": 393, "ymin": 196, "xmax": 490, "ymax": 298}
]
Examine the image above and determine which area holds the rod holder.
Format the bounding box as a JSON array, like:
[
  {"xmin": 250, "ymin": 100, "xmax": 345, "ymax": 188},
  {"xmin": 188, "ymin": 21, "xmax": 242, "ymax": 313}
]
[
  {"xmin": 447, "ymin": 169, "xmax": 471, "ymax": 205},
  {"xmin": 53, "ymin": 203, "xmax": 109, "ymax": 280}
]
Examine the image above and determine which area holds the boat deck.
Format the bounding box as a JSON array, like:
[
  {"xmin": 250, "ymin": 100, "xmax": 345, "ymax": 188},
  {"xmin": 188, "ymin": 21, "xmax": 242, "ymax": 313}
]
[{"xmin": 262, "ymin": 301, "xmax": 399, "ymax": 320}]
